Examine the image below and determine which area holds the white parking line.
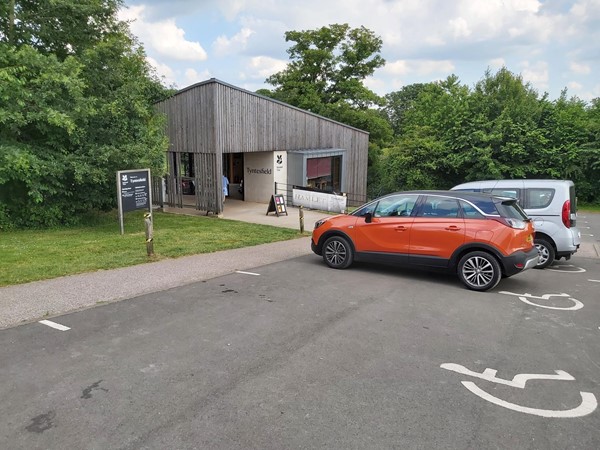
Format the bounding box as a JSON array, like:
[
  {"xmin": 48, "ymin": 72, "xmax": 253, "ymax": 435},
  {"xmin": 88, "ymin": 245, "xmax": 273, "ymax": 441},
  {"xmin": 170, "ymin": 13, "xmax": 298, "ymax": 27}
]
[
  {"xmin": 581, "ymin": 234, "xmax": 594, "ymax": 237},
  {"xmin": 235, "ymin": 270, "xmax": 261, "ymax": 276},
  {"xmin": 39, "ymin": 320, "xmax": 70, "ymax": 331},
  {"xmin": 588, "ymin": 279, "xmax": 600, "ymax": 283}
]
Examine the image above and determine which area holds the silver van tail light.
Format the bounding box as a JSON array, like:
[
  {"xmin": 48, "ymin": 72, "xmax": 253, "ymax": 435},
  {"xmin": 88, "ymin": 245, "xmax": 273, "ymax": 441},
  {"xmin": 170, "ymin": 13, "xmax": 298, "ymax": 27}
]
[{"xmin": 562, "ymin": 200, "xmax": 571, "ymax": 228}]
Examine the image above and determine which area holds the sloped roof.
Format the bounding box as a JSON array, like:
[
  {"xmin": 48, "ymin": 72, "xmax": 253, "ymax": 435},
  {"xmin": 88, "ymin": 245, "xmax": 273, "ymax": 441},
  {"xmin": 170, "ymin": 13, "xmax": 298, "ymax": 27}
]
[{"xmin": 167, "ymin": 78, "xmax": 369, "ymax": 135}]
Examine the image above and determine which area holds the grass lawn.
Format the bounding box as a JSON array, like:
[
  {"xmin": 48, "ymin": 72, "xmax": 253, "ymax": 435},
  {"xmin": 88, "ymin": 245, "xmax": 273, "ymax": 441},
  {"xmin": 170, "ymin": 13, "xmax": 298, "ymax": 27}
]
[
  {"xmin": 579, "ymin": 204, "xmax": 600, "ymax": 213},
  {"xmin": 0, "ymin": 210, "xmax": 304, "ymax": 287}
]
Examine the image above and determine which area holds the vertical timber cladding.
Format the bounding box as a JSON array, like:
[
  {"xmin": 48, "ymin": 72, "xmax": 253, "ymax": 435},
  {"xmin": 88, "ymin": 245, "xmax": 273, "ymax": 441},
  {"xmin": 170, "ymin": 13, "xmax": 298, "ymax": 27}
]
[
  {"xmin": 156, "ymin": 80, "xmax": 222, "ymax": 213},
  {"xmin": 194, "ymin": 153, "xmax": 219, "ymax": 212},
  {"xmin": 157, "ymin": 79, "xmax": 369, "ymax": 210}
]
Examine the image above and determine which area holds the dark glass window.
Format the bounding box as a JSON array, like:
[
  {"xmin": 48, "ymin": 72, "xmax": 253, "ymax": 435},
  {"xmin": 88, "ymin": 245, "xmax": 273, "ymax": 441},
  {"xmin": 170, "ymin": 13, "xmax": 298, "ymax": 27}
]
[
  {"xmin": 307, "ymin": 156, "xmax": 342, "ymax": 192},
  {"xmin": 352, "ymin": 201, "xmax": 376, "ymax": 217},
  {"xmin": 525, "ymin": 188, "xmax": 554, "ymax": 209},
  {"xmin": 459, "ymin": 200, "xmax": 485, "ymax": 219},
  {"xmin": 468, "ymin": 198, "xmax": 498, "ymax": 215},
  {"xmin": 374, "ymin": 194, "xmax": 418, "ymax": 217},
  {"xmin": 496, "ymin": 200, "xmax": 528, "ymax": 219},
  {"xmin": 417, "ymin": 197, "xmax": 460, "ymax": 218}
]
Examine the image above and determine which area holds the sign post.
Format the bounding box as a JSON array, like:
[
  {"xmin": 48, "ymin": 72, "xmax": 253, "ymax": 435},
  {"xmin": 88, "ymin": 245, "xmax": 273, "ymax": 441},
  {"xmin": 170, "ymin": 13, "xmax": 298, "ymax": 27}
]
[{"xmin": 117, "ymin": 169, "xmax": 152, "ymax": 235}]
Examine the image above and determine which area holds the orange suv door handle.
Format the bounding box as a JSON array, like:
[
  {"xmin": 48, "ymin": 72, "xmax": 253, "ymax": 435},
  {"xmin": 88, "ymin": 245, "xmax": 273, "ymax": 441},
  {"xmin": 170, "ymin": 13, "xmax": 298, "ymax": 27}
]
[
  {"xmin": 445, "ymin": 226, "xmax": 461, "ymax": 231},
  {"xmin": 395, "ymin": 225, "xmax": 408, "ymax": 231}
]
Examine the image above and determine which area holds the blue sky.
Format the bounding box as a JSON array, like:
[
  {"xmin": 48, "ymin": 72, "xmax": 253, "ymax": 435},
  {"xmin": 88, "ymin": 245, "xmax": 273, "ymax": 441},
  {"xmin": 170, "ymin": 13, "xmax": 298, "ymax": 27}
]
[{"xmin": 120, "ymin": 0, "xmax": 600, "ymax": 102}]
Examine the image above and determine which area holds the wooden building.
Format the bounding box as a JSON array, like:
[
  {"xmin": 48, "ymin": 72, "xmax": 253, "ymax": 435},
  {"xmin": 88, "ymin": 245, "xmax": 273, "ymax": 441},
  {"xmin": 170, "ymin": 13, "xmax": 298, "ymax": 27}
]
[{"xmin": 155, "ymin": 79, "xmax": 369, "ymax": 214}]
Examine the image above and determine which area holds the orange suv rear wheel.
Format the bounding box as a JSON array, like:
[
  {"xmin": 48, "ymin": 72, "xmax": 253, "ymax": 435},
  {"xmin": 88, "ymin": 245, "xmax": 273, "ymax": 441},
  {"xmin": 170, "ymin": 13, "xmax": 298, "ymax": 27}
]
[{"xmin": 457, "ymin": 251, "xmax": 502, "ymax": 291}]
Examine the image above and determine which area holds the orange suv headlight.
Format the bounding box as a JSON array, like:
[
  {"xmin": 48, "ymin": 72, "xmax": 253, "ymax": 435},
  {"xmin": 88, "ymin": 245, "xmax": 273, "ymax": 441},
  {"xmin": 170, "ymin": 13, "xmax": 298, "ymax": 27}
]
[{"xmin": 314, "ymin": 218, "xmax": 328, "ymax": 230}]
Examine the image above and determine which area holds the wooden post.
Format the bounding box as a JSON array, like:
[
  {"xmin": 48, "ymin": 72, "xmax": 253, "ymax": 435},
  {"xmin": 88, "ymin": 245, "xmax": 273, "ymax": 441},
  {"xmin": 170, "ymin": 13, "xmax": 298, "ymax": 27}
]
[
  {"xmin": 299, "ymin": 206, "xmax": 304, "ymax": 233},
  {"xmin": 144, "ymin": 212, "xmax": 154, "ymax": 256}
]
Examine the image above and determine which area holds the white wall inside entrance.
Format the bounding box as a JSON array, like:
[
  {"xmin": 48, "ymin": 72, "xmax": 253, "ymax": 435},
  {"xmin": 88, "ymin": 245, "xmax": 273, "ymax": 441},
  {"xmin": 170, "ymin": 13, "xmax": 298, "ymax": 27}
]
[{"xmin": 244, "ymin": 152, "xmax": 277, "ymax": 203}]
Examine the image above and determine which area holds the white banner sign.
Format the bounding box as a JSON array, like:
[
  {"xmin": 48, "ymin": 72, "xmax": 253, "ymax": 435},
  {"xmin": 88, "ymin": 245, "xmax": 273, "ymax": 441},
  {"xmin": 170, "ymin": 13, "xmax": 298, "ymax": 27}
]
[{"xmin": 292, "ymin": 189, "xmax": 347, "ymax": 213}]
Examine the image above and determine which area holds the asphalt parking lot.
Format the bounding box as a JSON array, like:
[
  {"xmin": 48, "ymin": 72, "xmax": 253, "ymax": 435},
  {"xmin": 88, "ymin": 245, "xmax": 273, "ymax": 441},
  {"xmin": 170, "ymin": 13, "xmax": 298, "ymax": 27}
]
[{"xmin": 1, "ymin": 234, "xmax": 599, "ymax": 449}]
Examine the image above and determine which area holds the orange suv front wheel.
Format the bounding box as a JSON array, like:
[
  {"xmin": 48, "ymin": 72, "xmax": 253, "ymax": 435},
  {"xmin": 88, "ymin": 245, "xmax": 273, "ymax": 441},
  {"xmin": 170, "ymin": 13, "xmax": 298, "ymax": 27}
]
[{"xmin": 323, "ymin": 236, "xmax": 354, "ymax": 269}]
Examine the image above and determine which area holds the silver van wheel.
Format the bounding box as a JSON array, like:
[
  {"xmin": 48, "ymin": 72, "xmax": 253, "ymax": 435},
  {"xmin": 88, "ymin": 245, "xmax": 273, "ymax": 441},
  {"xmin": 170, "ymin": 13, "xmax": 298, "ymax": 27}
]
[{"xmin": 534, "ymin": 238, "xmax": 555, "ymax": 269}]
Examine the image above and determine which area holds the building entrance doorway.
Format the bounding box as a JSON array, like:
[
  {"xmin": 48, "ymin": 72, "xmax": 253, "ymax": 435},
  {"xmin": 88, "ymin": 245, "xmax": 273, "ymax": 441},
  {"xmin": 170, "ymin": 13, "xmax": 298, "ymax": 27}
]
[{"xmin": 223, "ymin": 153, "xmax": 244, "ymax": 200}]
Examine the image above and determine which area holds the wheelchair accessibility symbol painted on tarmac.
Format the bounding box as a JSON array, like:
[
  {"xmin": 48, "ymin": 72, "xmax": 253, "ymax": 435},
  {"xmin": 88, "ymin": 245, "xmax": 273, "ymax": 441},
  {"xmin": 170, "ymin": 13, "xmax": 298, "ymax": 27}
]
[
  {"xmin": 498, "ymin": 291, "xmax": 584, "ymax": 311},
  {"xmin": 440, "ymin": 363, "xmax": 597, "ymax": 418},
  {"xmin": 545, "ymin": 264, "xmax": 587, "ymax": 273}
]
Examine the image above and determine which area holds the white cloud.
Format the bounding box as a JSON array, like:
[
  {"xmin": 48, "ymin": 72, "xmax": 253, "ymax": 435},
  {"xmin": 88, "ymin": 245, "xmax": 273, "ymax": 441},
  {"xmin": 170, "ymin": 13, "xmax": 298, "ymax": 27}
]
[
  {"xmin": 489, "ymin": 58, "xmax": 505, "ymax": 69},
  {"xmin": 569, "ymin": 61, "xmax": 591, "ymax": 75},
  {"xmin": 364, "ymin": 76, "xmax": 388, "ymax": 95},
  {"xmin": 214, "ymin": 28, "xmax": 256, "ymax": 56},
  {"xmin": 146, "ymin": 56, "xmax": 176, "ymax": 85},
  {"xmin": 569, "ymin": 0, "xmax": 600, "ymax": 19},
  {"xmin": 424, "ymin": 36, "xmax": 446, "ymax": 47},
  {"xmin": 575, "ymin": 83, "xmax": 600, "ymax": 102},
  {"xmin": 448, "ymin": 0, "xmax": 543, "ymax": 40},
  {"xmin": 183, "ymin": 68, "xmax": 212, "ymax": 86},
  {"xmin": 384, "ymin": 59, "xmax": 455, "ymax": 76},
  {"xmin": 119, "ymin": 5, "xmax": 207, "ymax": 62},
  {"xmin": 449, "ymin": 17, "xmax": 471, "ymax": 38},
  {"xmin": 390, "ymin": 78, "xmax": 407, "ymax": 91},
  {"xmin": 121, "ymin": 0, "xmax": 600, "ymax": 101},
  {"xmin": 567, "ymin": 81, "xmax": 582, "ymax": 91},
  {"xmin": 385, "ymin": 60, "xmax": 410, "ymax": 76},
  {"xmin": 520, "ymin": 61, "xmax": 549, "ymax": 90},
  {"xmin": 245, "ymin": 56, "xmax": 288, "ymax": 79}
]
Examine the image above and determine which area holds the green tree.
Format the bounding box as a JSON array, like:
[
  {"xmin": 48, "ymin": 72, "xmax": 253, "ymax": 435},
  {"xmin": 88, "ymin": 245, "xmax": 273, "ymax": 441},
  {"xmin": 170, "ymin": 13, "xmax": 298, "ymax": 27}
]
[
  {"xmin": 382, "ymin": 83, "xmax": 430, "ymax": 136},
  {"xmin": 262, "ymin": 23, "xmax": 391, "ymax": 144},
  {"xmin": 371, "ymin": 67, "xmax": 599, "ymax": 202},
  {"xmin": 3, "ymin": 0, "xmax": 123, "ymax": 58},
  {"xmin": 0, "ymin": 0, "xmax": 169, "ymax": 228},
  {"xmin": 380, "ymin": 76, "xmax": 475, "ymax": 191},
  {"xmin": 583, "ymin": 98, "xmax": 600, "ymax": 202},
  {"xmin": 266, "ymin": 24, "xmax": 385, "ymax": 108},
  {"xmin": 465, "ymin": 68, "xmax": 548, "ymax": 180},
  {"xmin": 566, "ymin": 96, "xmax": 600, "ymax": 203}
]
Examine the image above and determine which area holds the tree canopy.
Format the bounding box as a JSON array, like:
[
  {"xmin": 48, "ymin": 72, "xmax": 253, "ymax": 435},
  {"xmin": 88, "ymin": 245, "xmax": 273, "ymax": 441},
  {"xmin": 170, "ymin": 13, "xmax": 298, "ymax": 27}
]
[
  {"xmin": 0, "ymin": 0, "xmax": 170, "ymax": 229},
  {"xmin": 377, "ymin": 69, "xmax": 600, "ymax": 202},
  {"xmin": 259, "ymin": 23, "xmax": 392, "ymax": 145}
]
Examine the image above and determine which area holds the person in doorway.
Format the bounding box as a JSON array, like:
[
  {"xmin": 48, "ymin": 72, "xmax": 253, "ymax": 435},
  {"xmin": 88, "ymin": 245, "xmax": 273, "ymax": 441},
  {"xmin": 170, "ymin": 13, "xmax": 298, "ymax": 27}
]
[{"xmin": 222, "ymin": 174, "xmax": 229, "ymax": 204}]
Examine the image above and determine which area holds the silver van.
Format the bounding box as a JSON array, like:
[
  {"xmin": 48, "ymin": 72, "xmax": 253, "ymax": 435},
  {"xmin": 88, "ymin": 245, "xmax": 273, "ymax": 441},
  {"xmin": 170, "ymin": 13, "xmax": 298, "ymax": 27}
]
[{"xmin": 451, "ymin": 180, "xmax": 581, "ymax": 268}]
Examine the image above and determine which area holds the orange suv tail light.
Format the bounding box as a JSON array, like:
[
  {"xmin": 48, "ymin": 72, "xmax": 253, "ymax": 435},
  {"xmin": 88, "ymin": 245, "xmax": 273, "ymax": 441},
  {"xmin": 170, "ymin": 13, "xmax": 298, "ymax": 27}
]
[{"xmin": 491, "ymin": 217, "xmax": 527, "ymax": 230}]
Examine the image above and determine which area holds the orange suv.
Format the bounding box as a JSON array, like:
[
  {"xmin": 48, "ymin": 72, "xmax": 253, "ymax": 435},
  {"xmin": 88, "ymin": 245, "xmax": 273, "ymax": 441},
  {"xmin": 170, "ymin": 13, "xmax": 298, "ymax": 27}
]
[{"xmin": 311, "ymin": 191, "xmax": 539, "ymax": 291}]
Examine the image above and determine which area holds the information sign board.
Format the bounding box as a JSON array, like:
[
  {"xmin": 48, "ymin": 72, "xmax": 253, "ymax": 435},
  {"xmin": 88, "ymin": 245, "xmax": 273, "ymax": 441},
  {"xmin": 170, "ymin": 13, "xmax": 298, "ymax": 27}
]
[
  {"xmin": 117, "ymin": 169, "xmax": 152, "ymax": 234},
  {"xmin": 266, "ymin": 194, "xmax": 288, "ymax": 216}
]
